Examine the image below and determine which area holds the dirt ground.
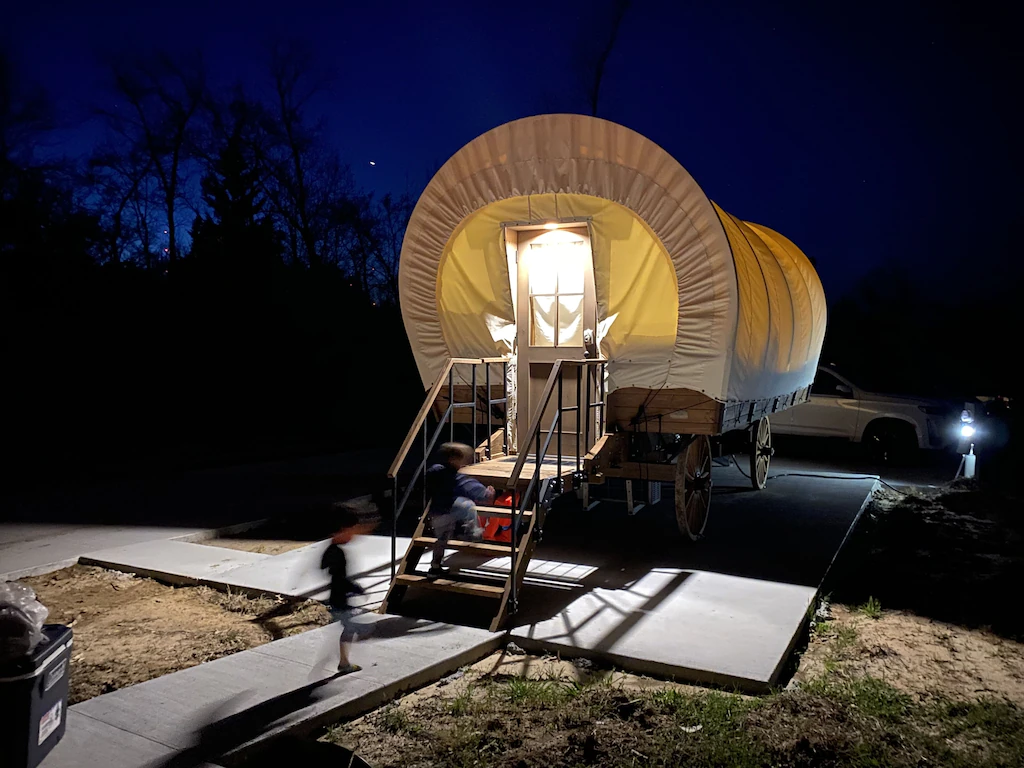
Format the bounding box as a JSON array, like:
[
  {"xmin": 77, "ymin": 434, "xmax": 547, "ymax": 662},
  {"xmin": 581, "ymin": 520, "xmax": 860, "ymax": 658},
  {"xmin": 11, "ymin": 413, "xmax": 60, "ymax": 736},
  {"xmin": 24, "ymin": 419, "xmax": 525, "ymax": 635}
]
[
  {"xmin": 793, "ymin": 603, "xmax": 1024, "ymax": 704},
  {"xmin": 21, "ymin": 565, "xmax": 331, "ymax": 703},
  {"xmin": 201, "ymin": 537, "xmax": 314, "ymax": 555},
  {"xmin": 827, "ymin": 480, "xmax": 1024, "ymax": 641},
  {"xmin": 326, "ymin": 643, "xmax": 1024, "ymax": 768}
]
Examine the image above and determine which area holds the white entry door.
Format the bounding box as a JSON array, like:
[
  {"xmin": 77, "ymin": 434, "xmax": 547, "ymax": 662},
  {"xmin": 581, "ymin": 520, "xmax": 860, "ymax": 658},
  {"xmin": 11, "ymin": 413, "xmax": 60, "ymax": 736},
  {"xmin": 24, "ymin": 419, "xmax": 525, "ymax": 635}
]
[{"xmin": 512, "ymin": 225, "xmax": 597, "ymax": 452}]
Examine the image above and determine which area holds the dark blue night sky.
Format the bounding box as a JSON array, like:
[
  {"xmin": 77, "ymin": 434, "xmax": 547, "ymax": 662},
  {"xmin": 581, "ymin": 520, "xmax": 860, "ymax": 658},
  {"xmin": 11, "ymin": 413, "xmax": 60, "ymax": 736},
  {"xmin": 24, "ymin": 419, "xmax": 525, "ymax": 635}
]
[{"xmin": 6, "ymin": 0, "xmax": 1020, "ymax": 301}]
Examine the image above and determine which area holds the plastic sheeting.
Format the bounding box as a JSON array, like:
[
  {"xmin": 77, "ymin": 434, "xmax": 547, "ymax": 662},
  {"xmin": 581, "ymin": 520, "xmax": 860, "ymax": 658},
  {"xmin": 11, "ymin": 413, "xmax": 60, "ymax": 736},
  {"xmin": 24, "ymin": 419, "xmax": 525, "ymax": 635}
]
[{"xmin": 399, "ymin": 114, "xmax": 826, "ymax": 404}]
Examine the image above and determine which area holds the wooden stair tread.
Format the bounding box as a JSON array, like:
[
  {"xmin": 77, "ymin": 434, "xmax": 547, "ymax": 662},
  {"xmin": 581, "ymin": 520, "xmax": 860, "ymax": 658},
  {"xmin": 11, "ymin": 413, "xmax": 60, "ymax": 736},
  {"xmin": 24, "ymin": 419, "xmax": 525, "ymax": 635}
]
[
  {"xmin": 475, "ymin": 506, "xmax": 533, "ymax": 518},
  {"xmin": 412, "ymin": 537, "xmax": 518, "ymax": 554},
  {"xmin": 394, "ymin": 573, "xmax": 505, "ymax": 597}
]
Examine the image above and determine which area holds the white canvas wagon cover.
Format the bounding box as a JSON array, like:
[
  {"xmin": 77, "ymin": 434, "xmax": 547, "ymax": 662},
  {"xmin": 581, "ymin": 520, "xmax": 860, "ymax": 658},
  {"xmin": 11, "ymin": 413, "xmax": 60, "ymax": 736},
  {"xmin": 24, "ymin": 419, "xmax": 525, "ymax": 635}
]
[{"xmin": 399, "ymin": 114, "xmax": 826, "ymax": 404}]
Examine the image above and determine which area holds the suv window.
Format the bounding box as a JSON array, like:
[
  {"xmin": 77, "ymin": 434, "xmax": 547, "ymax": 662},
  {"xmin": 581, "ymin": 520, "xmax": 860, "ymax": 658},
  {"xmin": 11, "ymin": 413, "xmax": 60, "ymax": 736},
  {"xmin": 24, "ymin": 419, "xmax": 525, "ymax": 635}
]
[{"xmin": 812, "ymin": 370, "xmax": 849, "ymax": 397}]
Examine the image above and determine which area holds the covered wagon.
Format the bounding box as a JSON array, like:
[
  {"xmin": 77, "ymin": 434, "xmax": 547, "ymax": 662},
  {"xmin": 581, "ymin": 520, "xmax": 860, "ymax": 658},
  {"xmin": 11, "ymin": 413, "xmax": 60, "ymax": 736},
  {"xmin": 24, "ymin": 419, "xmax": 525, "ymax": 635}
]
[{"xmin": 383, "ymin": 114, "xmax": 826, "ymax": 628}]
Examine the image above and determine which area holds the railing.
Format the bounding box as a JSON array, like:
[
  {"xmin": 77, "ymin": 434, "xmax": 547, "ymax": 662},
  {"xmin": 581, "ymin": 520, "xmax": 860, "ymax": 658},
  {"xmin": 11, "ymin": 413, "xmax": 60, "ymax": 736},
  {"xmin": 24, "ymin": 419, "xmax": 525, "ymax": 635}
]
[
  {"xmin": 503, "ymin": 358, "xmax": 607, "ymax": 613},
  {"xmin": 387, "ymin": 357, "xmax": 508, "ymax": 581}
]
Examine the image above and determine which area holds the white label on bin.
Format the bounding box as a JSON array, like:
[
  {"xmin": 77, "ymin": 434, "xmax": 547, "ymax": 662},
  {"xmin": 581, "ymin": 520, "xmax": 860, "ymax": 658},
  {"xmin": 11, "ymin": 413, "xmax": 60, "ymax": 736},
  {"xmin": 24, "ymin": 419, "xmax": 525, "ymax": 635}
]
[
  {"xmin": 44, "ymin": 659, "xmax": 67, "ymax": 691},
  {"xmin": 39, "ymin": 700, "xmax": 62, "ymax": 745}
]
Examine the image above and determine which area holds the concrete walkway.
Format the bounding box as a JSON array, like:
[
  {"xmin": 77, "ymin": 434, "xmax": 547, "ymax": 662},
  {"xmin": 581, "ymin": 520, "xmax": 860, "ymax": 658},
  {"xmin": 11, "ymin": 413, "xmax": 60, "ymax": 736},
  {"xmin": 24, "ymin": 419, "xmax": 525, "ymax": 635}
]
[
  {"xmin": 45, "ymin": 614, "xmax": 500, "ymax": 768},
  {"xmin": 78, "ymin": 534, "xmax": 405, "ymax": 606},
  {"xmin": 0, "ymin": 522, "xmax": 263, "ymax": 581}
]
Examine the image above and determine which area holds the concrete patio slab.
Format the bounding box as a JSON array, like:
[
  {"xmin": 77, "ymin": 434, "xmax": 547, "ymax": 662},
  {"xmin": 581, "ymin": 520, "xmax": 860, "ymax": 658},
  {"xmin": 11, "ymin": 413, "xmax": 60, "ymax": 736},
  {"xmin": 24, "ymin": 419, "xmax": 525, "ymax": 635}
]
[
  {"xmin": 512, "ymin": 568, "xmax": 816, "ymax": 690},
  {"xmin": 79, "ymin": 539, "xmax": 270, "ymax": 585},
  {"xmin": 501, "ymin": 465, "xmax": 878, "ymax": 692}
]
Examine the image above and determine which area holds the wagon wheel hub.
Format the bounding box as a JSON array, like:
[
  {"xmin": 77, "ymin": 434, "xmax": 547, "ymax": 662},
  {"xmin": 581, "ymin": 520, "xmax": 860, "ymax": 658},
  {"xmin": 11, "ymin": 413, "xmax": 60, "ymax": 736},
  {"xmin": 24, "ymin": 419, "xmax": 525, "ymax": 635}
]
[
  {"xmin": 689, "ymin": 473, "xmax": 713, "ymax": 492},
  {"xmin": 675, "ymin": 436, "xmax": 713, "ymax": 541}
]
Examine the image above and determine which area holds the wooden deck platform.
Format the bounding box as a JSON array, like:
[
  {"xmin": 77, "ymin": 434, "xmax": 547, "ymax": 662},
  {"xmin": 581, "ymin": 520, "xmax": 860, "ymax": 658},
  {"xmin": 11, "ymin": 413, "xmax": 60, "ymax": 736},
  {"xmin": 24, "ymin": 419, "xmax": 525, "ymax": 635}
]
[{"xmin": 461, "ymin": 454, "xmax": 581, "ymax": 488}]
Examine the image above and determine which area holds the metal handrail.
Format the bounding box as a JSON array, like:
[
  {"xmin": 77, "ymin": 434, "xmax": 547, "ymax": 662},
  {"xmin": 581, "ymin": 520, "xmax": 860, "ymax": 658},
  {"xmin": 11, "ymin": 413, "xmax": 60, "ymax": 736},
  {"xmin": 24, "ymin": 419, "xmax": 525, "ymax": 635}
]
[
  {"xmin": 387, "ymin": 357, "xmax": 509, "ymax": 582},
  {"xmin": 387, "ymin": 356, "xmax": 507, "ymax": 479},
  {"xmin": 387, "ymin": 358, "xmax": 456, "ymax": 480},
  {"xmin": 503, "ymin": 358, "xmax": 607, "ymax": 613},
  {"xmin": 503, "ymin": 358, "xmax": 607, "ymax": 492}
]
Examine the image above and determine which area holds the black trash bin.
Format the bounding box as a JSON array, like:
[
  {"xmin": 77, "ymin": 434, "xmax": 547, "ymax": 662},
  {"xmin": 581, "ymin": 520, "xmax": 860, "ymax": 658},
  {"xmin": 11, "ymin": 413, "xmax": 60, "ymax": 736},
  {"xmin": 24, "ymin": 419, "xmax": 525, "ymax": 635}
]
[{"xmin": 0, "ymin": 625, "xmax": 73, "ymax": 768}]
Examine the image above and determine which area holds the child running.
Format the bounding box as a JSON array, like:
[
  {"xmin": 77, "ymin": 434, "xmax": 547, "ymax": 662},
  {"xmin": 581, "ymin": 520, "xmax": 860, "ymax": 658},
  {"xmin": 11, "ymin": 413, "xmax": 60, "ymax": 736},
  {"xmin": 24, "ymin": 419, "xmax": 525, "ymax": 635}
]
[
  {"xmin": 425, "ymin": 442, "xmax": 495, "ymax": 577},
  {"xmin": 320, "ymin": 502, "xmax": 373, "ymax": 673}
]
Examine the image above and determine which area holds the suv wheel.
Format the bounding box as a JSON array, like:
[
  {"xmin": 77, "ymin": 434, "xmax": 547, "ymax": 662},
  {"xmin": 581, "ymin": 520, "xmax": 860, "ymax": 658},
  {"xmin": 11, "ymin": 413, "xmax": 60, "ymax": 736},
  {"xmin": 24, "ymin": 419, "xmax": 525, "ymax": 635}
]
[{"xmin": 863, "ymin": 420, "xmax": 918, "ymax": 464}]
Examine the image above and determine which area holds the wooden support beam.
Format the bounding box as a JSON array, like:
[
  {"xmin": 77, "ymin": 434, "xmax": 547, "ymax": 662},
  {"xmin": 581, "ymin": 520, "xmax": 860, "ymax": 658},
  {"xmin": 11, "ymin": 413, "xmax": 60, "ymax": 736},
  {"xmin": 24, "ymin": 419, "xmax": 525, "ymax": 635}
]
[{"xmin": 600, "ymin": 462, "xmax": 677, "ymax": 482}]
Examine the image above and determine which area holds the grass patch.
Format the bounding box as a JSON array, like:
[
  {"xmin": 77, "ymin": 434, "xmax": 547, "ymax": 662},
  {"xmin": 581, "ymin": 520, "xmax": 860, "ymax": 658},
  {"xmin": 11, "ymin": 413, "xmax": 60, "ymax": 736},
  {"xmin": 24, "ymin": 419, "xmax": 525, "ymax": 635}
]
[
  {"xmin": 800, "ymin": 674, "xmax": 910, "ymax": 722},
  {"xmin": 858, "ymin": 595, "xmax": 883, "ymax": 619},
  {"xmin": 499, "ymin": 677, "xmax": 571, "ymax": 705},
  {"xmin": 375, "ymin": 703, "xmax": 417, "ymax": 734},
  {"xmin": 812, "ymin": 619, "xmax": 833, "ymax": 637},
  {"xmin": 448, "ymin": 688, "xmax": 473, "ymax": 716},
  {"xmin": 936, "ymin": 699, "xmax": 1024, "ymax": 746},
  {"xmin": 835, "ymin": 623, "xmax": 859, "ymax": 648}
]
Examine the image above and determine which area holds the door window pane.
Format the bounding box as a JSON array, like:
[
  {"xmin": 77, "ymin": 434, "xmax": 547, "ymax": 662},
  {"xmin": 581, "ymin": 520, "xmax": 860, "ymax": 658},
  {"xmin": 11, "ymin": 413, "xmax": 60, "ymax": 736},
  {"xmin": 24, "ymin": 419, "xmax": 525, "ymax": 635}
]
[
  {"xmin": 530, "ymin": 295, "xmax": 556, "ymax": 347},
  {"xmin": 558, "ymin": 294, "xmax": 584, "ymax": 346},
  {"xmin": 528, "ymin": 252, "xmax": 558, "ymax": 295},
  {"xmin": 557, "ymin": 245, "xmax": 586, "ymax": 294}
]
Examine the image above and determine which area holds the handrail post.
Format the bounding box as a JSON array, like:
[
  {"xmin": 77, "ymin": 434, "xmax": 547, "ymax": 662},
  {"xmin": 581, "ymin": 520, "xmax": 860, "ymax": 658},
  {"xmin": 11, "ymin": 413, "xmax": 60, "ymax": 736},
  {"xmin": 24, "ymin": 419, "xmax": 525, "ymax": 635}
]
[
  {"xmin": 557, "ymin": 371, "xmax": 563, "ymax": 490},
  {"xmin": 576, "ymin": 364, "xmax": 582, "ymax": 473},
  {"xmin": 471, "ymin": 363, "xmax": 478, "ymax": 462},
  {"xmin": 485, "ymin": 363, "xmax": 492, "ymax": 458},
  {"xmin": 448, "ymin": 365, "xmax": 455, "ymax": 444},
  {"xmin": 535, "ymin": 416, "xmax": 541, "ymax": 507},
  {"xmin": 503, "ymin": 361, "xmax": 508, "ymax": 455},
  {"xmin": 391, "ymin": 476, "xmax": 397, "ymax": 582},
  {"xmin": 585, "ymin": 363, "xmax": 592, "ymax": 453}
]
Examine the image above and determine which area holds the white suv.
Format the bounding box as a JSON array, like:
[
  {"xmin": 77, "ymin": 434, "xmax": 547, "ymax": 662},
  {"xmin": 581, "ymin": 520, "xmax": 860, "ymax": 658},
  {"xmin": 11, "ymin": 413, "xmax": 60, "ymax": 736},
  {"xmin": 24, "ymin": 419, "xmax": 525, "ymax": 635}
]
[{"xmin": 772, "ymin": 366, "xmax": 957, "ymax": 458}]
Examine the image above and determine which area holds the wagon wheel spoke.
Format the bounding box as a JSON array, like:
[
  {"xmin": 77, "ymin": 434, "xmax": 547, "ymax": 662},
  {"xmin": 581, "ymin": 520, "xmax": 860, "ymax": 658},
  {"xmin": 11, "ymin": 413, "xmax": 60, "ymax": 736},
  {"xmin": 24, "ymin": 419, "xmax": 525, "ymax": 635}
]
[
  {"xmin": 749, "ymin": 417, "xmax": 772, "ymax": 490},
  {"xmin": 675, "ymin": 436, "xmax": 712, "ymax": 540}
]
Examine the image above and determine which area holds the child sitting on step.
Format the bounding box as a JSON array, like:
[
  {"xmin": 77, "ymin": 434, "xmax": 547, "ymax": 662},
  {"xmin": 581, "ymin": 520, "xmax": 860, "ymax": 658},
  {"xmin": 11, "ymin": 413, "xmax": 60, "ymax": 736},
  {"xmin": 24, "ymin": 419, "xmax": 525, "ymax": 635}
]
[{"xmin": 425, "ymin": 442, "xmax": 495, "ymax": 577}]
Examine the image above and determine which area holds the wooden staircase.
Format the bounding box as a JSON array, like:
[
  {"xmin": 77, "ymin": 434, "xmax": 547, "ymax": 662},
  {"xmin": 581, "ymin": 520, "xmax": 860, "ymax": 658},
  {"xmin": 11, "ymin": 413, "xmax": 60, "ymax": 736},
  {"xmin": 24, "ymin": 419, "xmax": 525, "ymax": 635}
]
[
  {"xmin": 380, "ymin": 501, "xmax": 547, "ymax": 631},
  {"xmin": 382, "ymin": 357, "xmax": 606, "ymax": 632}
]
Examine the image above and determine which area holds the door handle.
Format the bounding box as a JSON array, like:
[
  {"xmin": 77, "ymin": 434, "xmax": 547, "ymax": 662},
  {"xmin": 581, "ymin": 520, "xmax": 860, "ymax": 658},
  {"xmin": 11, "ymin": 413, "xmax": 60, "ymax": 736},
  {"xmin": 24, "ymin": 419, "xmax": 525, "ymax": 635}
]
[{"xmin": 583, "ymin": 328, "xmax": 595, "ymax": 358}]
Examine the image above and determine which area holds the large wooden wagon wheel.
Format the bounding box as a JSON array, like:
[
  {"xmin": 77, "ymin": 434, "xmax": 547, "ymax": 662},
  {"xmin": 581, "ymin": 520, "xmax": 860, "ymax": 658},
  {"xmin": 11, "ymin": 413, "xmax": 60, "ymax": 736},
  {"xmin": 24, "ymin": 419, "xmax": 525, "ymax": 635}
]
[
  {"xmin": 749, "ymin": 416, "xmax": 773, "ymax": 490},
  {"xmin": 675, "ymin": 435, "xmax": 712, "ymax": 540}
]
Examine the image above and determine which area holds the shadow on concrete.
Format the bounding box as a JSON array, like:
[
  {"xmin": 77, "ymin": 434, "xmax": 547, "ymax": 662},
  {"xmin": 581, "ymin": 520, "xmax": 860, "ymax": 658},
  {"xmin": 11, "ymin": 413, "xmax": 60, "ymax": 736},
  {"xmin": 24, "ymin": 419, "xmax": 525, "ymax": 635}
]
[
  {"xmin": 359, "ymin": 614, "xmax": 456, "ymax": 641},
  {"xmin": 145, "ymin": 676, "xmax": 343, "ymax": 768},
  {"xmin": 389, "ymin": 463, "xmax": 876, "ymax": 633},
  {"xmin": 536, "ymin": 570, "xmax": 693, "ymax": 657}
]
